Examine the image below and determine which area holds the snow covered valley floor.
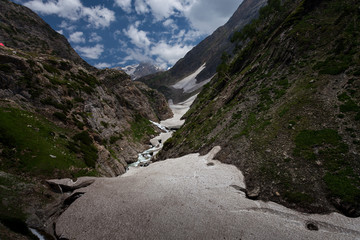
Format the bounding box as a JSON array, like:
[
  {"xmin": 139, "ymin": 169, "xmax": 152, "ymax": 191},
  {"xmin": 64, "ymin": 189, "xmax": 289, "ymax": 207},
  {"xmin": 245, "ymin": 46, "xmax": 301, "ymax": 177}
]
[{"xmin": 51, "ymin": 97, "xmax": 360, "ymax": 240}]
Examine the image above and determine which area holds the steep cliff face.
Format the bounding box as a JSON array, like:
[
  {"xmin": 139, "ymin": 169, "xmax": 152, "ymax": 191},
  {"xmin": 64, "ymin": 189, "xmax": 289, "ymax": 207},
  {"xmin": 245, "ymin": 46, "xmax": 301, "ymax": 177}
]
[
  {"xmin": 0, "ymin": 1, "xmax": 172, "ymax": 237},
  {"xmin": 0, "ymin": 43, "xmax": 171, "ymax": 179},
  {"xmin": 139, "ymin": 0, "xmax": 267, "ymax": 103},
  {"xmin": 158, "ymin": 0, "xmax": 360, "ymax": 217},
  {"xmin": 0, "ymin": 0, "xmax": 90, "ymax": 69}
]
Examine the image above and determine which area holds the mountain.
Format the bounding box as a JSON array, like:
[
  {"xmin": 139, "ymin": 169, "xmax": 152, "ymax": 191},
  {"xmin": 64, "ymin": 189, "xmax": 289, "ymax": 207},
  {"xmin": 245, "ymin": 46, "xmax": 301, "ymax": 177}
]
[
  {"xmin": 158, "ymin": 0, "xmax": 360, "ymax": 217},
  {"xmin": 115, "ymin": 62, "xmax": 163, "ymax": 80},
  {"xmin": 0, "ymin": 0, "xmax": 90, "ymax": 69},
  {"xmin": 0, "ymin": 0, "xmax": 172, "ymax": 238},
  {"xmin": 139, "ymin": 0, "xmax": 267, "ymax": 103}
]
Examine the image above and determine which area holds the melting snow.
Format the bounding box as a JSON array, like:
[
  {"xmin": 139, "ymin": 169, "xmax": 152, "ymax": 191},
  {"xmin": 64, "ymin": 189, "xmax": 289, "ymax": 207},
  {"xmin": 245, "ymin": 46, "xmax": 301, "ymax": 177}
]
[{"xmin": 172, "ymin": 63, "xmax": 212, "ymax": 93}]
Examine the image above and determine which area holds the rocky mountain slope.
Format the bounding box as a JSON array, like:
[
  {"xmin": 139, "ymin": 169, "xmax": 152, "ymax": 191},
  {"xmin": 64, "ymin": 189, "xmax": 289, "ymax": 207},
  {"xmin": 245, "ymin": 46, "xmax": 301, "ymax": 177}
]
[
  {"xmin": 158, "ymin": 0, "xmax": 360, "ymax": 217},
  {"xmin": 139, "ymin": 0, "xmax": 267, "ymax": 102},
  {"xmin": 115, "ymin": 62, "xmax": 163, "ymax": 80},
  {"xmin": 0, "ymin": 0, "xmax": 90, "ymax": 69},
  {"xmin": 0, "ymin": 0, "xmax": 172, "ymax": 238}
]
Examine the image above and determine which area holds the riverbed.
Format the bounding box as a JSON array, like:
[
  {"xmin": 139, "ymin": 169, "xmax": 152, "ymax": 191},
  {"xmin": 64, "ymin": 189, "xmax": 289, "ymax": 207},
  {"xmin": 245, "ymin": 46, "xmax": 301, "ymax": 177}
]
[{"xmin": 52, "ymin": 97, "xmax": 360, "ymax": 240}]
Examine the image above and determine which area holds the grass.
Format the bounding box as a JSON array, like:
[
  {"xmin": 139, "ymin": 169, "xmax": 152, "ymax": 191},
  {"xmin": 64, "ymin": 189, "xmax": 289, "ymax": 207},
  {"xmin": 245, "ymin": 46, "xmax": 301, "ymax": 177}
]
[
  {"xmin": 0, "ymin": 107, "xmax": 93, "ymax": 177},
  {"xmin": 69, "ymin": 131, "xmax": 98, "ymax": 168},
  {"xmin": 324, "ymin": 172, "xmax": 360, "ymax": 204},
  {"xmin": 129, "ymin": 114, "xmax": 156, "ymax": 142},
  {"xmin": 340, "ymin": 99, "xmax": 359, "ymax": 113}
]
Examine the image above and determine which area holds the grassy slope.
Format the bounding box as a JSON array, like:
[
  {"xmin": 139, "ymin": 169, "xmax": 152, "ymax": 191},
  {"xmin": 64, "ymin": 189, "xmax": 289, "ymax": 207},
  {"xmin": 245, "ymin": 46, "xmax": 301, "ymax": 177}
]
[{"xmin": 159, "ymin": 0, "xmax": 360, "ymax": 216}]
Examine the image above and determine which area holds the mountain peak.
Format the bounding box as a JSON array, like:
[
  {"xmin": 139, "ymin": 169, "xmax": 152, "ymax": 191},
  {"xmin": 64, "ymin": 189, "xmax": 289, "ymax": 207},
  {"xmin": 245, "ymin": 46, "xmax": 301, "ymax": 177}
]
[{"xmin": 115, "ymin": 62, "xmax": 163, "ymax": 80}]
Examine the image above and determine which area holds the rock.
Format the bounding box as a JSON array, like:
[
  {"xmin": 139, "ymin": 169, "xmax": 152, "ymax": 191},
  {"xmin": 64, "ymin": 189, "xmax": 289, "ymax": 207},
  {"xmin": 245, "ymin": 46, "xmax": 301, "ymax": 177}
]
[
  {"xmin": 138, "ymin": 161, "xmax": 152, "ymax": 167},
  {"xmin": 46, "ymin": 177, "xmax": 96, "ymax": 193},
  {"xmin": 306, "ymin": 222, "xmax": 319, "ymax": 231},
  {"xmin": 246, "ymin": 186, "xmax": 260, "ymax": 200}
]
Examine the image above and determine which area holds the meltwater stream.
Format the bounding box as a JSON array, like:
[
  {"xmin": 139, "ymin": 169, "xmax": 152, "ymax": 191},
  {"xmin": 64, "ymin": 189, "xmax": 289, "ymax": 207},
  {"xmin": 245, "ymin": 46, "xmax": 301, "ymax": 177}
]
[
  {"xmin": 129, "ymin": 121, "xmax": 173, "ymax": 167},
  {"xmin": 129, "ymin": 95, "xmax": 197, "ymax": 168}
]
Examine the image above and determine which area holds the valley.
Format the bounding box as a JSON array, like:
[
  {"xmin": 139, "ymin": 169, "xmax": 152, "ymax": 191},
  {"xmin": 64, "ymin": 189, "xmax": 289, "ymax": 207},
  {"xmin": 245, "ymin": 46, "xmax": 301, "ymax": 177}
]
[{"xmin": 0, "ymin": 0, "xmax": 359, "ymax": 239}]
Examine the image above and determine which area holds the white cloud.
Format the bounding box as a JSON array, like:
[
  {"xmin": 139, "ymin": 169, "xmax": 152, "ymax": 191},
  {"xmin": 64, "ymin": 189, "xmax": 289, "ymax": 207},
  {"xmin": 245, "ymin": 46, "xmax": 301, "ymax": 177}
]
[
  {"xmin": 89, "ymin": 32, "xmax": 102, "ymax": 43},
  {"xmin": 69, "ymin": 31, "xmax": 85, "ymax": 43},
  {"xmin": 56, "ymin": 29, "xmax": 64, "ymax": 35},
  {"xmin": 94, "ymin": 62, "xmax": 112, "ymax": 69},
  {"xmin": 24, "ymin": 0, "xmax": 82, "ymax": 20},
  {"xmin": 134, "ymin": 0, "xmax": 149, "ymax": 14},
  {"xmin": 150, "ymin": 41, "xmax": 193, "ymax": 65},
  {"xmin": 184, "ymin": 0, "xmax": 243, "ymax": 34},
  {"xmin": 82, "ymin": 5, "xmax": 115, "ymax": 28},
  {"xmin": 163, "ymin": 18, "xmax": 178, "ymax": 31},
  {"xmin": 24, "ymin": 0, "xmax": 115, "ymax": 28},
  {"xmin": 121, "ymin": 48, "xmax": 153, "ymax": 64},
  {"xmin": 123, "ymin": 24, "xmax": 151, "ymax": 49},
  {"xmin": 114, "ymin": 0, "xmax": 132, "ymax": 13},
  {"xmin": 75, "ymin": 44, "xmax": 104, "ymax": 59},
  {"xmin": 130, "ymin": 0, "xmax": 243, "ymax": 34},
  {"xmin": 58, "ymin": 21, "xmax": 76, "ymax": 31}
]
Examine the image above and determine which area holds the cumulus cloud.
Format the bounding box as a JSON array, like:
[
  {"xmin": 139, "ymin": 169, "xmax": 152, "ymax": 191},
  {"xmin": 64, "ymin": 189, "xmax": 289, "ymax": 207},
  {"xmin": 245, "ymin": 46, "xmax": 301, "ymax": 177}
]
[
  {"xmin": 123, "ymin": 24, "xmax": 151, "ymax": 49},
  {"xmin": 134, "ymin": 0, "xmax": 149, "ymax": 14},
  {"xmin": 94, "ymin": 62, "xmax": 112, "ymax": 69},
  {"xmin": 69, "ymin": 31, "xmax": 85, "ymax": 43},
  {"xmin": 114, "ymin": 0, "xmax": 132, "ymax": 13},
  {"xmin": 150, "ymin": 41, "xmax": 193, "ymax": 65},
  {"xmin": 24, "ymin": 0, "xmax": 115, "ymax": 28},
  {"xmin": 184, "ymin": 0, "xmax": 242, "ymax": 34},
  {"xmin": 75, "ymin": 44, "xmax": 104, "ymax": 59},
  {"xmin": 130, "ymin": 0, "xmax": 242, "ymax": 34},
  {"xmin": 82, "ymin": 5, "xmax": 115, "ymax": 28},
  {"xmin": 58, "ymin": 20, "xmax": 76, "ymax": 31},
  {"xmin": 89, "ymin": 32, "xmax": 102, "ymax": 43}
]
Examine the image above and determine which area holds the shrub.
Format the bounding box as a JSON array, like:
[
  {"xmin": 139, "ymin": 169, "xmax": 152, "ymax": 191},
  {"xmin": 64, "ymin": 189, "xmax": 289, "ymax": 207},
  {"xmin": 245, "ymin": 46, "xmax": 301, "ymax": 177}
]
[{"xmin": 53, "ymin": 112, "xmax": 67, "ymax": 123}]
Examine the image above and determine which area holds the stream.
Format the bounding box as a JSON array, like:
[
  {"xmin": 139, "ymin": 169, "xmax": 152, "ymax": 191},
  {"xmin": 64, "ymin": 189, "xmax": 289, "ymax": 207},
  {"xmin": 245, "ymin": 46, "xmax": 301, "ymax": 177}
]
[
  {"xmin": 129, "ymin": 121, "xmax": 173, "ymax": 167},
  {"xmin": 129, "ymin": 95, "xmax": 197, "ymax": 168}
]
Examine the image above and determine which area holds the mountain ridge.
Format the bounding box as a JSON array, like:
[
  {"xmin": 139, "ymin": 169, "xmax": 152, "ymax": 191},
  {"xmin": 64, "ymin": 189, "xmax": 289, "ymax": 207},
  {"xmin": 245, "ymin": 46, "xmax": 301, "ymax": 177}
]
[
  {"xmin": 158, "ymin": 0, "xmax": 360, "ymax": 217},
  {"xmin": 138, "ymin": 0, "xmax": 267, "ymax": 103}
]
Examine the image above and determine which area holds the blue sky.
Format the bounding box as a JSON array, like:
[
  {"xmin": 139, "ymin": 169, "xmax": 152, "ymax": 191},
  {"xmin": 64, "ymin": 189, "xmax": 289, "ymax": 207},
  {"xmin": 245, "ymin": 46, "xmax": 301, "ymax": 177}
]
[{"xmin": 13, "ymin": 0, "xmax": 243, "ymax": 69}]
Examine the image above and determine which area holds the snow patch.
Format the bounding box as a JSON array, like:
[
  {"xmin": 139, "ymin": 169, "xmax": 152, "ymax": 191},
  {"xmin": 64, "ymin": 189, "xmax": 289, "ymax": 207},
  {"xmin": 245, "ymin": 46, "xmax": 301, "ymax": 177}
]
[{"xmin": 172, "ymin": 63, "xmax": 209, "ymax": 93}]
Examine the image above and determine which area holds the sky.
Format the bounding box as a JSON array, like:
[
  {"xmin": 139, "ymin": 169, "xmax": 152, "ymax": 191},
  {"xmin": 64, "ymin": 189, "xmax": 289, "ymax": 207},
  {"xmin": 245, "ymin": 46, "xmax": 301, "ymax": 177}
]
[{"xmin": 12, "ymin": 0, "xmax": 243, "ymax": 69}]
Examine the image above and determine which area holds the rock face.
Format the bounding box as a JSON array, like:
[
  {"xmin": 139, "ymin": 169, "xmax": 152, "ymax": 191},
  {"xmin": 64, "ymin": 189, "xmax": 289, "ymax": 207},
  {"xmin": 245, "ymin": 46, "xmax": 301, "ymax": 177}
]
[
  {"xmin": 139, "ymin": 0, "xmax": 267, "ymax": 102},
  {"xmin": 159, "ymin": 0, "xmax": 360, "ymax": 217},
  {"xmin": 0, "ymin": 47, "xmax": 171, "ymax": 177},
  {"xmin": 0, "ymin": 0, "xmax": 90, "ymax": 69}
]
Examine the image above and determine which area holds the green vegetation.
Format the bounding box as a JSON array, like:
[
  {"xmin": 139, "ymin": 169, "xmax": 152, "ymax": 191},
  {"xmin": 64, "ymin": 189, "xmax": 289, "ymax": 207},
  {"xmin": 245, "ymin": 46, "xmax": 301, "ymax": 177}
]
[
  {"xmin": 0, "ymin": 64, "xmax": 12, "ymax": 73},
  {"xmin": 0, "ymin": 108, "xmax": 92, "ymax": 177},
  {"xmin": 129, "ymin": 114, "xmax": 156, "ymax": 142},
  {"xmin": 69, "ymin": 131, "xmax": 98, "ymax": 168},
  {"xmin": 284, "ymin": 191, "xmax": 314, "ymax": 204},
  {"xmin": 53, "ymin": 111, "xmax": 67, "ymax": 123},
  {"xmin": 294, "ymin": 129, "xmax": 359, "ymax": 205},
  {"xmin": 40, "ymin": 97, "xmax": 73, "ymax": 112},
  {"xmin": 101, "ymin": 121, "xmax": 109, "ymax": 128},
  {"xmin": 340, "ymin": 99, "xmax": 359, "ymax": 113},
  {"xmin": 42, "ymin": 63, "xmax": 60, "ymax": 75},
  {"xmin": 109, "ymin": 134, "xmax": 123, "ymax": 144},
  {"xmin": 324, "ymin": 172, "xmax": 360, "ymax": 204}
]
